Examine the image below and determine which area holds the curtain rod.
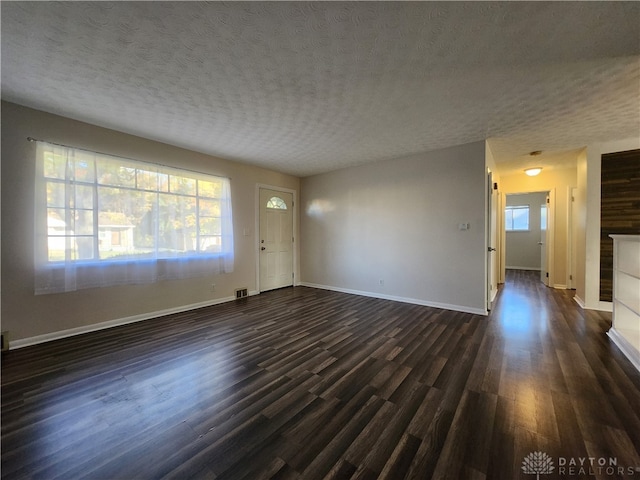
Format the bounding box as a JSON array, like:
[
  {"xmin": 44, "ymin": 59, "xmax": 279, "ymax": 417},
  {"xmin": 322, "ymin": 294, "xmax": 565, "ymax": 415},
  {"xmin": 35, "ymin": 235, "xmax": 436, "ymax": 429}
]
[{"xmin": 26, "ymin": 136, "xmax": 231, "ymax": 180}]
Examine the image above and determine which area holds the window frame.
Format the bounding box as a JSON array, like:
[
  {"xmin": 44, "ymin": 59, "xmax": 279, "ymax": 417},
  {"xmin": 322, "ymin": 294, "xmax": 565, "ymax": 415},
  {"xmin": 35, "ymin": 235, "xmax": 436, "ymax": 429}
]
[
  {"xmin": 39, "ymin": 147, "xmax": 230, "ymax": 265},
  {"xmin": 35, "ymin": 141, "xmax": 235, "ymax": 294}
]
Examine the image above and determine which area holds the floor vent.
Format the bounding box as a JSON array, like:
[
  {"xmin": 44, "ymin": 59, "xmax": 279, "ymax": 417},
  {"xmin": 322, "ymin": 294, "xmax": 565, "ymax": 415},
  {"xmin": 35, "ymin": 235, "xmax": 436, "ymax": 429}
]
[{"xmin": 235, "ymin": 288, "xmax": 248, "ymax": 299}]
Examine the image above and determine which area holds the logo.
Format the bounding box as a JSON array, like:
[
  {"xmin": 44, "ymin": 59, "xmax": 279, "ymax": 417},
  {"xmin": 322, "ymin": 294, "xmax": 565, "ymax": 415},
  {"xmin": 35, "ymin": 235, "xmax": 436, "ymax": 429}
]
[
  {"xmin": 522, "ymin": 452, "xmax": 640, "ymax": 477},
  {"xmin": 522, "ymin": 451, "xmax": 555, "ymax": 479}
]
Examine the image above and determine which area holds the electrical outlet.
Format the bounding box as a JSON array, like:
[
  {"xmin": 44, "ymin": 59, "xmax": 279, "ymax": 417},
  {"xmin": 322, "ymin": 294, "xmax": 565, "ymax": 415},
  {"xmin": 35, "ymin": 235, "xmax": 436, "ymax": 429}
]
[
  {"xmin": 211, "ymin": 283, "xmax": 216, "ymax": 291},
  {"xmin": 379, "ymin": 279, "xmax": 384, "ymax": 286}
]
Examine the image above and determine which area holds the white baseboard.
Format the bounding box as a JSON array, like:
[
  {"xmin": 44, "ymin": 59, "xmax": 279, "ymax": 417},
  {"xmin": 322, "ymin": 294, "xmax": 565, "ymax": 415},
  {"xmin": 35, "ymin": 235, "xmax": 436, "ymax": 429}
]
[
  {"xmin": 553, "ymin": 284, "xmax": 568, "ymax": 290},
  {"xmin": 607, "ymin": 328, "xmax": 640, "ymax": 373},
  {"xmin": 505, "ymin": 266, "xmax": 541, "ymax": 271},
  {"xmin": 299, "ymin": 282, "xmax": 488, "ymax": 316},
  {"xmin": 490, "ymin": 288, "xmax": 498, "ymax": 303},
  {"xmin": 596, "ymin": 301, "xmax": 613, "ymax": 313},
  {"xmin": 572, "ymin": 295, "xmax": 613, "ymax": 313},
  {"xmin": 9, "ymin": 290, "xmax": 259, "ymax": 350}
]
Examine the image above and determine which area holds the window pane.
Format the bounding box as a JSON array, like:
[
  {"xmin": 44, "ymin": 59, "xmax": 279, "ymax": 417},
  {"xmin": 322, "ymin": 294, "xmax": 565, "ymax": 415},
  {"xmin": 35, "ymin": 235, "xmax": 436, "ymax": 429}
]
[
  {"xmin": 541, "ymin": 205, "xmax": 547, "ymax": 230},
  {"xmin": 512, "ymin": 210, "xmax": 527, "ymax": 230},
  {"xmin": 47, "ymin": 238, "xmax": 66, "ymax": 261},
  {"xmin": 73, "ymin": 154, "xmax": 95, "ymax": 182},
  {"xmin": 75, "ymin": 237, "xmax": 95, "ymax": 260},
  {"xmin": 98, "ymin": 187, "xmax": 135, "ymax": 222},
  {"xmin": 505, "ymin": 209, "xmax": 514, "ymax": 230},
  {"xmin": 266, "ymin": 196, "xmax": 287, "ymax": 209},
  {"xmin": 98, "ymin": 188, "xmax": 153, "ymax": 259},
  {"xmin": 74, "ymin": 210, "xmax": 94, "ymax": 235},
  {"xmin": 198, "ymin": 179, "xmax": 221, "ymax": 198},
  {"xmin": 43, "ymin": 152, "xmax": 68, "ymax": 179},
  {"xmin": 199, "ymin": 235, "xmax": 221, "ymax": 253},
  {"xmin": 137, "ymin": 169, "xmax": 159, "ymax": 191},
  {"xmin": 199, "ymin": 198, "xmax": 220, "ymax": 217},
  {"xmin": 47, "ymin": 182, "xmax": 66, "ymax": 208},
  {"xmin": 158, "ymin": 173, "xmax": 169, "ymax": 192},
  {"xmin": 47, "ymin": 210, "xmax": 68, "ymax": 261},
  {"xmin": 135, "ymin": 169, "xmax": 169, "ymax": 193},
  {"xmin": 512, "ymin": 207, "xmax": 529, "ymax": 230},
  {"xmin": 97, "ymin": 160, "xmax": 136, "ymax": 187},
  {"xmin": 47, "ymin": 209, "xmax": 67, "ymax": 231},
  {"xmin": 75, "ymin": 185, "xmax": 94, "ymax": 209},
  {"xmin": 505, "ymin": 206, "xmax": 530, "ymax": 231},
  {"xmin": 199, "ymin": 217, "xmax": 221, "ymax": 235},
  {"xmin": 169, "ymin": 175, "xmax": 196, "ymax": 195},
  {"xmin": 157, "ymin": 194, "xmax": 197, "ymax": 254}
]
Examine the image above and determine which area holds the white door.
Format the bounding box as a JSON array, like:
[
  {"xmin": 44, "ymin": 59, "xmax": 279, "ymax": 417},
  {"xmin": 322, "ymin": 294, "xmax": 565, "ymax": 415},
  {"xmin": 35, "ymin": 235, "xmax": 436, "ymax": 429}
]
[
  {"xmin": 540, "ymin": 195, "xmax": 549, "ymax": 285},
  {"xmin": 259, "ymin": 188, "xmax": 294, "ymax": 292}
]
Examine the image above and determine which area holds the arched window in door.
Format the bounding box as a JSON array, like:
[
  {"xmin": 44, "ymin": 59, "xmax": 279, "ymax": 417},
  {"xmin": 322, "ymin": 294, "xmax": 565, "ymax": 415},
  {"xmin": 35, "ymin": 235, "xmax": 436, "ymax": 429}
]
[{"xmin": 266, "ymin": 196, "xmax": 287, "ymax": 210}]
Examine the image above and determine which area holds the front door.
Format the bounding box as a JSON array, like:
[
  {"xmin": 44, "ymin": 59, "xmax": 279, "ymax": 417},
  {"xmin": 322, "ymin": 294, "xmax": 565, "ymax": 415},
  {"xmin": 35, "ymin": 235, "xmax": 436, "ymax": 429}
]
[{"xmin": 259, "ymin": 188, "xmax": 294, "ymax": 292}]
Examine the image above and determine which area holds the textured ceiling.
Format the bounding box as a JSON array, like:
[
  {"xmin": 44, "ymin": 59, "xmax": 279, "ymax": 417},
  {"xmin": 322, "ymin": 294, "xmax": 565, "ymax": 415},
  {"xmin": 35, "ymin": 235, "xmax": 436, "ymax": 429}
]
[{"xmin": 2, "ymin": 2, "xmax": 639, "ymax": 177}]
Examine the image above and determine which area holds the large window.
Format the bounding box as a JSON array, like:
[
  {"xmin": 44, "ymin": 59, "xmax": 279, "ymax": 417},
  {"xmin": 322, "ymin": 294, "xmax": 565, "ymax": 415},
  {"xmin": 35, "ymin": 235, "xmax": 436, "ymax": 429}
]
[
  {"xmin": 35, "ymin": 142, "xmax": 234, "ymax": 294},
  {"xmin": 505, "ymin": 205, "xmax": 530, "ymax": 231}
]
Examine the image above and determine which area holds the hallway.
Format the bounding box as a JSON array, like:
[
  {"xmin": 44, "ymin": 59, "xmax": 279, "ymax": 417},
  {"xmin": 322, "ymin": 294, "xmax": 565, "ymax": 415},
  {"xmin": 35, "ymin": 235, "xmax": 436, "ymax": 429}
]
[{"xmin": 464, "ymin": 269, "xmax": 640, "ymax": 478}]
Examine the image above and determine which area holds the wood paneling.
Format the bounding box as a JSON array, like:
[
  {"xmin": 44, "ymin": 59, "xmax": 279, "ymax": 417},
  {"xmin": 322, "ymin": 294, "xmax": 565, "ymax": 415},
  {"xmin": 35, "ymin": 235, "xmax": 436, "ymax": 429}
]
[
  {"xmin": 2, "ymin": 271, "xmax": 640, "ymax": 479},
  {"xmin": 600, "ymin": 149, "xmax": 640, "ymax": 301}
]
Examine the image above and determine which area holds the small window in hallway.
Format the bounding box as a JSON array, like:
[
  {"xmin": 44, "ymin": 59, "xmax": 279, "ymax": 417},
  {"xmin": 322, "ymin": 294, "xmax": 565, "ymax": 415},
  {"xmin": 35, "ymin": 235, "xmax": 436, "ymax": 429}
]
[{"xmin": 505, "ymin": 205, "xmax": 529, "ymax": 231}]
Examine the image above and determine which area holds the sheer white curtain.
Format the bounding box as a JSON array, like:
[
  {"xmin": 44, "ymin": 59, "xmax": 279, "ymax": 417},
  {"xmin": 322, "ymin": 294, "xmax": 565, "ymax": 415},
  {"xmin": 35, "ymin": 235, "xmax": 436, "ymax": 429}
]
[{"xmin": 34, "ymin": 142, "xmax": 234, "ymax": 294}]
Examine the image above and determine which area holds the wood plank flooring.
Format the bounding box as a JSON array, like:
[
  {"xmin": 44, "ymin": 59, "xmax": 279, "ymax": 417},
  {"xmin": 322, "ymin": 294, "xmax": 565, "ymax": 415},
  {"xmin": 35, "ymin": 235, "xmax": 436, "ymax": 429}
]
[{"xmin": 2, "ymin": 270, "xmax": 640, "ymax": 479}]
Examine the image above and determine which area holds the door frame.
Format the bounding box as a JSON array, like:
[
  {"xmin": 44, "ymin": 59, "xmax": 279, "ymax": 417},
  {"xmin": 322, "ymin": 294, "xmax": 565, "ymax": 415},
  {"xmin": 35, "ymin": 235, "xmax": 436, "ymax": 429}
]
[
  {"xmin": 486, "ymin": 170, "xmax": 499, "ymax": 311},
  {"xmin": 567, "ymin": 186, "xmax": 577, "ymax": 289},
  {"xmin": 500, "ymin": 189, "xmax": 556, "ymax": 287},
  {"xmin": 541, "ymin": 193, "xmax": 550, "ymax": 286},
  {"xmin": 255, "ymin": 184, "xmax": 298, "ymax": 293}
]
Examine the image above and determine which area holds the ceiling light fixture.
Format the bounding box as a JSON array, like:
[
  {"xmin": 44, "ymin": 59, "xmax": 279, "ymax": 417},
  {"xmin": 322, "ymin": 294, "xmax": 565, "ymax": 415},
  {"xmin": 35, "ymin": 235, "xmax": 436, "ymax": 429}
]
[{"xmin": 525, "ymin": 167, "xmax": 542, "ymax": 176}]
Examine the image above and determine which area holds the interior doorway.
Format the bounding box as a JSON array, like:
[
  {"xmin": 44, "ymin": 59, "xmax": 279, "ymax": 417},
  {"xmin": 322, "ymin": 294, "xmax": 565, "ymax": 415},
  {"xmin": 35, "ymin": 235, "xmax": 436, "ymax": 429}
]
[
  {"xmin": 487, "ymin": 171, "xmax": 499, "ymax": 311},
  {"xmin": 504, "ymin": 191, "xmax": 551, "ymax": 285},
  {"xmin": 540, "ymin": 193, "xmax": 549, "ymax": 285}
]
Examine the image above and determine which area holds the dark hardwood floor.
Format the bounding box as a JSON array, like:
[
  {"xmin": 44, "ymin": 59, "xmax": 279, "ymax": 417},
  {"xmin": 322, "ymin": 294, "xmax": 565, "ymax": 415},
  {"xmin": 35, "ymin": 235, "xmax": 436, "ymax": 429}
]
[{"xmin": 2, "ymin": 270, "xmax": 640, "ymax": 479}]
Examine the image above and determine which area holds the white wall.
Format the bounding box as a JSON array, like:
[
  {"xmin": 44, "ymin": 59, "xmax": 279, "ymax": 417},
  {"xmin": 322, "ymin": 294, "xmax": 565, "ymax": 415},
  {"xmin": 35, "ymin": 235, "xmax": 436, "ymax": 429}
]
[
  {"xmin": 505, "ymin": 192, "xmax": 548, "ymax": 270},
  {"xmin": 578, "ymin": 137, "xmax": 640, "ymax": 311},
  {"xmin": 300, "ymin": 141, "xmax": 488, "ymax": 315},
  {"xmin": 1, "ymin": 102, "xmax": 300, "ymax": 344},
  {"xmin": 575, "ymin": 149, "xmax": 588, "ymax": 306}
]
